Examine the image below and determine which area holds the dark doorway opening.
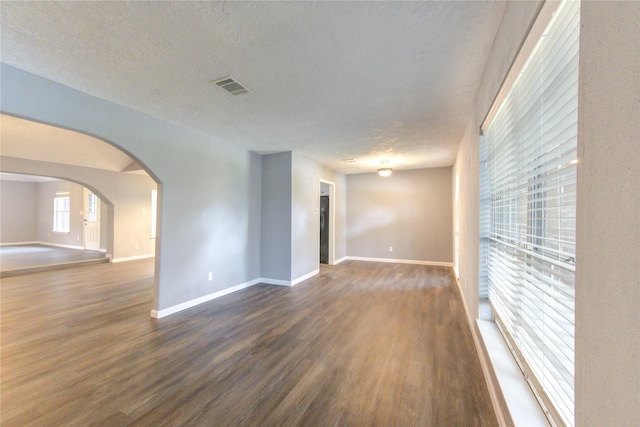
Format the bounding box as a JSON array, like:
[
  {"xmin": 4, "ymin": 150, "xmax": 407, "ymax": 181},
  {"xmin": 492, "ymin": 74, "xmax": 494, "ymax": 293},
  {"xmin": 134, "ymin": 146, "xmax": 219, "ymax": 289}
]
[{"xmin": 319, "ymin": 195, "xmax": 329, "ymax": 264}]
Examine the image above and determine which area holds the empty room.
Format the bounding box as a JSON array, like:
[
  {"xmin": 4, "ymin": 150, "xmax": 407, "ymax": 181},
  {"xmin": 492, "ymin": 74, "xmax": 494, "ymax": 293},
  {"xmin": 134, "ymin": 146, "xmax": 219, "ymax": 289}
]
[{"xmin": 1, "ymin": 1, "xmax": 638, "ymax": 426}]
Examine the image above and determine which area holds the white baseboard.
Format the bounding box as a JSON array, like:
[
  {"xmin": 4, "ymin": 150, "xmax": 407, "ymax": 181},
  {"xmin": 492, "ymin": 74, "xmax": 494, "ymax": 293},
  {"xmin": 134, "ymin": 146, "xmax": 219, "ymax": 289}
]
[
  {"xmin": 452, "ymin": 274, "xmax": 547, "ymax": 427},
  {"xmin": 291, "ymin": 269, "xmax": 319, "ymax": 286},
  {"xmin": 260, "ymin": 269, "xmax": 320, "ymax": 287},
  {"xmin": 38, "ymin": 241, "xmax": 85, "ymax": 250},
  {"xmin": 111, "ymin": 254, "xmax": 154, "ymax": 263},
  {"xmin": 260, "ymin": 278, "xmax": 292, "ymax": 287},
  {"xmin": 345, "ymin": 256, "xmax": 453, "ymax": 267},
  {"xmin": 334, "ymin": 256, "xmax": 347, "ymax": 265},
  {"xmin": 151, "ymin": 278, "xmax": 262, "ymax": 319},
  {"xmin": 452, "ymin": 273, "xmax": 510, "ymax": 427},
  {"xmin": 0, "ymin": 241, "xmax": 39, "ymax": 246}
]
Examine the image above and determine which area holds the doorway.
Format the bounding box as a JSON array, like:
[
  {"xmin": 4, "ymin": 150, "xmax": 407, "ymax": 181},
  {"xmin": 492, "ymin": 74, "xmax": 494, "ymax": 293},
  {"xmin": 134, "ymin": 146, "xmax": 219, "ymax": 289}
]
[
  {"xmin": 83, "ymin": 188, "xmax": 101, "ymax": 251},
  {"xmin": 320, "ymin": 195, "xmax": 329, "ymax": 264},
  {"xmin": 319, "ymin": 179, "xmax": 335, "ymax": 265}
]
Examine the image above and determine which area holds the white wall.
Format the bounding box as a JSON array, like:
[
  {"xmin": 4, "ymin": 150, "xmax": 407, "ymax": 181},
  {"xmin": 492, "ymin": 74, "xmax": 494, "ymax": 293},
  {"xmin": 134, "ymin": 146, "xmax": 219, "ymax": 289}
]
[
  {"xmin": 346, "ymin": 167, "xmax": 453, "ymax": 264},
  {"xmin": 0, "ymin": 179, "xmax": 38, "ymax": 243}
]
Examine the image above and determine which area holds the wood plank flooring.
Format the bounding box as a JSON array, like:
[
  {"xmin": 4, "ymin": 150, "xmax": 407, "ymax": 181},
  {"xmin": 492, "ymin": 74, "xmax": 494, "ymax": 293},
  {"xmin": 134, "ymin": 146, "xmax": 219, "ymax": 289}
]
[
  {"xmin": 1, "ymin": 259, "xmax": 497, "ymax": 426},
  {"xmin": 0, "ymin": 244, "xmax": 107, "ymax": 277}
]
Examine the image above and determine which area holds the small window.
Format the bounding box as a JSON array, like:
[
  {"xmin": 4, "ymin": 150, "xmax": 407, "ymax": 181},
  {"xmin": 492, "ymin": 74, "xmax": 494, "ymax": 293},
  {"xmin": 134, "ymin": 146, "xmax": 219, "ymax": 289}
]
[
  {"xmin": 86, "ymin": 192, "xmax": 98, "ymax": 222},
  {"xmin": 53, "ymin": 195, "xmax": 70, "ymax": 232}
]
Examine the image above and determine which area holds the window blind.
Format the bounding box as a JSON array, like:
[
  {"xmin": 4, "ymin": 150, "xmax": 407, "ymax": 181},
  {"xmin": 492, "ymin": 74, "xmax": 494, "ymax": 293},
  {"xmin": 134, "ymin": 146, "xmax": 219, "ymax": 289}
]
[{"xmin": 480, "ymin": 0, "xmax": 579, "ymax": 425}]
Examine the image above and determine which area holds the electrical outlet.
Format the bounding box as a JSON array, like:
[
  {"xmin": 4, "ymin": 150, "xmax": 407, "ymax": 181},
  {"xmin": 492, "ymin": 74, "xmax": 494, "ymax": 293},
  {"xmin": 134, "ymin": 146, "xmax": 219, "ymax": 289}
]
[
  {"xmin": 208, "ymin": 272, "xmax": 213, "ymax": 281},
  {"xmin": 135, "ymin": 244, "xmax": 139, "ymax": 250},
  {"xmin": 389, "ymin": 246, "xmax": 393, "ymax": 252}
]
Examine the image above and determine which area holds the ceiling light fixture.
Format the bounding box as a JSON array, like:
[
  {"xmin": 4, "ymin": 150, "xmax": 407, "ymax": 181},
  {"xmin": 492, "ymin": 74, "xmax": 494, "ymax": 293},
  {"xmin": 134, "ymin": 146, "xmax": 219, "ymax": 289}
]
[
  {"xmin": 377, "ymin": 160, "xmax": 392, "ymax": 177},
  {"xmin": 377, "ymin": 167, "xmax": 393, "ymax": 177}
]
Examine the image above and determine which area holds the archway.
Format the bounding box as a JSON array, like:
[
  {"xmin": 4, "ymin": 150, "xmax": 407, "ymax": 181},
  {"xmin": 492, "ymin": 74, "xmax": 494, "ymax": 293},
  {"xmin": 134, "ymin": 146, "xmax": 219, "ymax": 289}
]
[{"xmin": 0, "ymin": 114, "xmax": 161, "ymax": 309}]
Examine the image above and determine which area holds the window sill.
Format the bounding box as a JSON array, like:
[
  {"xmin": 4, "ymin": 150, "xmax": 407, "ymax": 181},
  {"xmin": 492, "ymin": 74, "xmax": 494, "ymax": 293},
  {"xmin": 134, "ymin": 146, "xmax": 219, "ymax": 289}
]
[
  {"xmin": 476, "ymin": 319, "xmax": 549, "ymax": 426},
  {"xmin": 51, "ymin": 231, "xmax": 70, "ymax": 234}
]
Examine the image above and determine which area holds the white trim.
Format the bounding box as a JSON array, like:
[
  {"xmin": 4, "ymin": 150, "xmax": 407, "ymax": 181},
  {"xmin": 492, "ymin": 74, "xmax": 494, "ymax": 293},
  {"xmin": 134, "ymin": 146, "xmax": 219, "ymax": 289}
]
[
  {"xmin": 99, "ymin": 248, "xmax": 107, "ymax": 253},
  {"xmin": 319, "ymin": 179, "xmax": 336, "ymax": 265},
  {"xmin": 334, "ymin": 256, "xmax": 347, "ymax": 265},
  {"xmin": 259, "ymin": 269, "xmax": 320, "ymax": 287},
  {"xmin": 345, "ymin": 256, "xmax": 453, "ymax": 267},
  {"xmin": 151, "ymin": 278, "xmax": 262, "ymax": 318},
  {"xmin": 291, "ymin": 269, "xmax": 319, "ymax": 286},
  {"xmin": 0, "ymin": 241, "xmax": 39, "ymax": 246},
  {"xmin": 452, "ymin": 274, "xmax": 549, "ymax": 427},
  {"xmin": 37, "ymin": 241, "xmax": 84, "ymax": 250},
  {"xmin": 260, "ymin": 278, "xmax": 292, "ymax": 287},
  {"xmin": 481, "ymin": 0, "xmax": 562, "ymax": 131},
  {"xmin": 452, "ymin": 273, "xmax": 510, "ymax": 427},
  {"xmin": 111, "ymin": 254, "xmax": 155, "ymax": 263}
]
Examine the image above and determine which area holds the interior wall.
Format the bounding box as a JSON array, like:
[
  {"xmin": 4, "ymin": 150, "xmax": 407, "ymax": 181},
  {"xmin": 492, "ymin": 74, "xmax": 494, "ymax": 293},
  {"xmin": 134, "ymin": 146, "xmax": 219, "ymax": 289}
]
[
  {"xmin": 260, "ymin": 152, "xmax": 347, "ymax": 283},
  {"xmin": 0, "ymin": 179, "xmax": 38, "ymax": 243},
  {"xmin": 320, "ymin": 164, "xmax": 347, "ymax": 263},
  {"xmin": 453, "ymin": 0, "xmax": 543, "ymax": 325},
  {"xmin": 260, "ymin": 152, "xmax": 292, "ymax": 281},
  {"xmin": 575, "ymin": 1, "xmax": 640, "ymax": 424},
  {"xmin": 455, "ymin": 1, "xmax": 640, "ymax": 424},
  {"xmin": 37, "ymin": 180, "xmax": 86, "ymax": 248},
  {"xmin": 346, "ymin": 167, "xmax": 453, "ymax": 263},
  {"xmin": 291, "ymin": 153, "xmax": 323, "ymax": 279},
  {"xmin": 0, "ymin": 65, "xmax": 263, "ymax": 312},
  {"xmin": 452, "ymin": 119, "xmax": 481, "ymax": 319},
  {"xmin": 2, "ymin": 156, "xmax": 154, "ymax": 259}
]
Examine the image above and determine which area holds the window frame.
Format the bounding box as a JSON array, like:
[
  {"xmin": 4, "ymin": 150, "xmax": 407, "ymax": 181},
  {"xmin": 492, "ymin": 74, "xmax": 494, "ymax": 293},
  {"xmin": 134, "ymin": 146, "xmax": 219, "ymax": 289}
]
[{"xmin": 53, "ymin": 194, "xmax": 71, "ymax": 233}]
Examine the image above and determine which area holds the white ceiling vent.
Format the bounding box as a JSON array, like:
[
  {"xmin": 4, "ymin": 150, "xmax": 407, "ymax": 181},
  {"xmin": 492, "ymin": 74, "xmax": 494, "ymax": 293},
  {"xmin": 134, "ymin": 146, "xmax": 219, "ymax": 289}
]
[{"xmin": 211, "ymin": 76, "xmax": 250, "ymax": 96}]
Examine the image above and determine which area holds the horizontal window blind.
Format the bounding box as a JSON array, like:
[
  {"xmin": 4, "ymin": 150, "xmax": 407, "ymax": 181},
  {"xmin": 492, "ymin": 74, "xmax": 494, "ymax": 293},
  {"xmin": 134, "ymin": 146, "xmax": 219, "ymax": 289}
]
[{"xmin": 481, "ymin": 0, "xmax": 579, "ymax": 425}]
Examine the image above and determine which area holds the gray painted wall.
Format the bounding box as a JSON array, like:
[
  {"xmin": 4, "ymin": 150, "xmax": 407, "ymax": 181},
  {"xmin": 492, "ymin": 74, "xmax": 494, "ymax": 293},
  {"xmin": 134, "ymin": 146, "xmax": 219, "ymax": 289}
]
[
  {"xmin": 37, "ymin": 180, "xmax": 87, "ymax": 248},
  {"xmin": 1, "ymin": 65, "xmax": 262, "ymax": 311},
  {"xmin": 346, "ymin": 167, "xmax": 452, "ymax": 263},
  {"xmin": 454, "ymin": 0, "xmax": 640, "ymax": 424},
  {"xmin": 575, "ymin": 2, "xmax": 639, "ymax": 424},
  {"xmin": 326, "ymin": 166, "xmax": 347, "ymax": 263},
  {"xmin": 0, "ymin": 179, "xmax": 38, "ymax": 243},
  {"xmin": 260, "ymin": 152, "xmax": 347, "ymax": 282},
  {"xmin": 291, "ymin": 153, "xmax": 322, "ymax": 278},
  {"xmin": 2, "ymin": 156, "xmax": 156, "ymax": 259},
  {"xmin": 261, "ymin": 152, "xmax": 292, "ymax": 281}
]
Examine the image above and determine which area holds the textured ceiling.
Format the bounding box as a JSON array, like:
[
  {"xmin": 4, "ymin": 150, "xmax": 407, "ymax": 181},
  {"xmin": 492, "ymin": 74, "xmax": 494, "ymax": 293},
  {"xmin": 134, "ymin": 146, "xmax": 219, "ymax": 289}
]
[{"xmin": 1, "ymin": 1, "xmax": 507, "ymax": 174}]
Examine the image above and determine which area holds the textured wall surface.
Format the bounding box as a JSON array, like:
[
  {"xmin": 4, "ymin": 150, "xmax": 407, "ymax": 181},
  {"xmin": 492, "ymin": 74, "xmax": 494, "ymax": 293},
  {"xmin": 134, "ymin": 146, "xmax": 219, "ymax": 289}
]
[
  {"xmin": 0, "ymin": 180, "xmax": 38, "ymax": 243},
  {"xmin": 575, "ymin": 2, "xmax": 640, "ymax": 424},
  {"xmin": 346, "ymin": 168, "xmax": 453, "ymax": 263}
]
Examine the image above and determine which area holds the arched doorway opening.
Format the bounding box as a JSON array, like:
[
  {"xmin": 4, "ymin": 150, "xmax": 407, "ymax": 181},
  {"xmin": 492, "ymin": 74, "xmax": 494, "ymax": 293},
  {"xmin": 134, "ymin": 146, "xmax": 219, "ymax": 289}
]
[{"xmin": 0, "ymin": 114, "xmax": 161, "ymax": 310}]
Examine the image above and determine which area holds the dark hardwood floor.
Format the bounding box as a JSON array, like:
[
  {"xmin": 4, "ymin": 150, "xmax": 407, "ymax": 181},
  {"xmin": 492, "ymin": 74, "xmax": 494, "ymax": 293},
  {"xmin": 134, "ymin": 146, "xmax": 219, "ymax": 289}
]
[{"xmin": 1, "ymin": 259, "xmax": 497, "ymax": 426}]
